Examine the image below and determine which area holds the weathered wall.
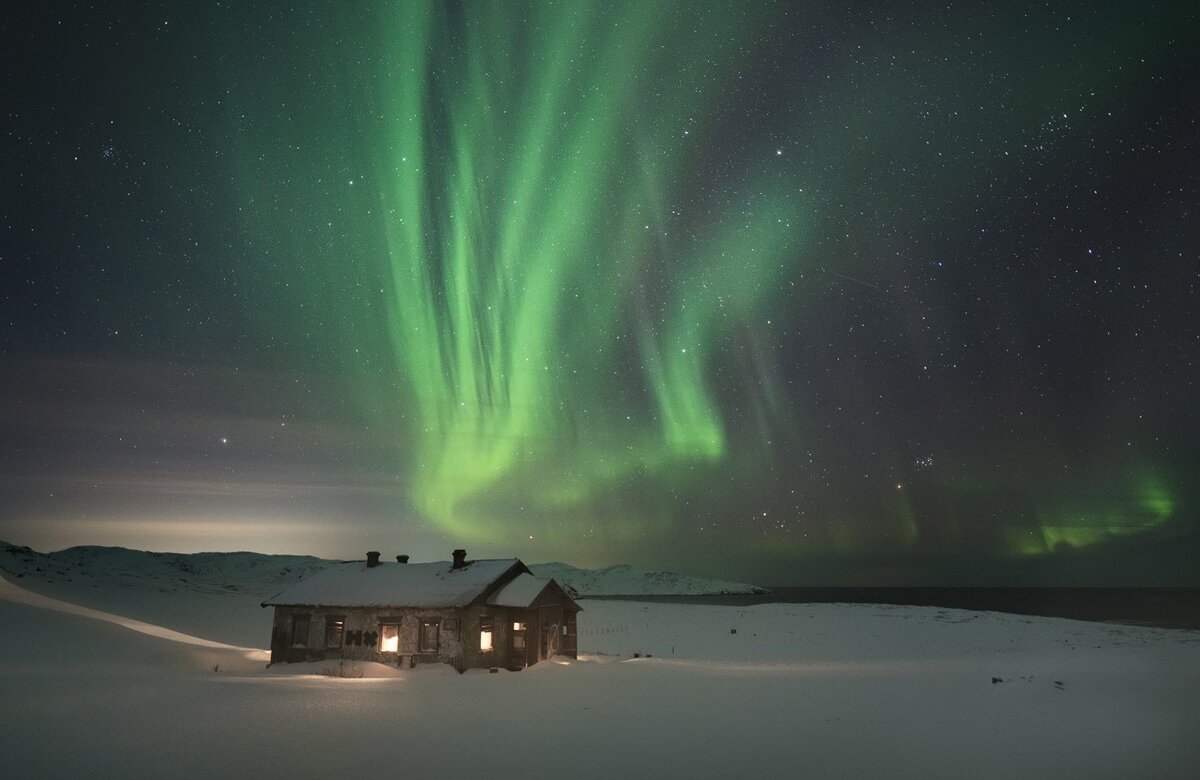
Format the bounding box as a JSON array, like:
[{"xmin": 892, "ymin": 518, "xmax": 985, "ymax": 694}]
[
  {"xmin": 270, "ymin": 605, "xmax": 466, "ymax": 667},
  {"xmin": 268, "ymin": 595, "xmax": 576, "ymax": 668},
  {"xmin": 461, "ymin": 604, "xmax": 515, "ymax": 670}
]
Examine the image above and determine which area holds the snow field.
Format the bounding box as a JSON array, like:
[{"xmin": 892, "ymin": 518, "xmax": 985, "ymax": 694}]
[{"xmin": 1, "ymin": 577, "xmax": 1198, "ymax": 778}]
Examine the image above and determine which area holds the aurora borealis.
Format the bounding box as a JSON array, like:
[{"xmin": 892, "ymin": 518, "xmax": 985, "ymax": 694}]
[
  {"xmin": 2, "ymin": 1, "xmax": 1198, "ymax": 584},
  {"xmin": 227, "ymin": 0, "xmax": 807, "ymax": 547}
]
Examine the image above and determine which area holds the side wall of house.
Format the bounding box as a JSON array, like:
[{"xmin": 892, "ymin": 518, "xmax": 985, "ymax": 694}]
[
  {"xmin": 525, "ymin": 586, "xmax": 580, "ymax": 661},
  {"xmin": 460, "ymin": 604, "xmax": 513, "ymax": 670}
]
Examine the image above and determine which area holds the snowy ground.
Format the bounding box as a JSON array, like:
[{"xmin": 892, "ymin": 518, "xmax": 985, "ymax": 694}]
[{"xmin": 1, "ymin": 573, "xmax": 1198, "ymax": 778}]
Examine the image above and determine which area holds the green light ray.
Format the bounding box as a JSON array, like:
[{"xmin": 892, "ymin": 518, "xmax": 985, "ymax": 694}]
[
  {"xmin": 272, "ymin": 0, "xmax": 799, "ymax": 539},
  {"xmin": 1031, "ymin": 470, "xmax": 1177, "ymax": 554},
  {"xmin": 216, "ymin": 1, "xmax": 1185, "ymax": 555}
]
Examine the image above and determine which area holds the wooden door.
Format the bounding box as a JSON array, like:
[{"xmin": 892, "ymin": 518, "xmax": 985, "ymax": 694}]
[{"xmin": 538, "ymin": 605, "xmax": 563, "ymax": 660}]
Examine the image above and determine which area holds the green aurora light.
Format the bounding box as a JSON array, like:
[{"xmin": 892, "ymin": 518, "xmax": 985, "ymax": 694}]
[
  {"xmin": 227, "ymin": 2, "xmax": 804, "ymax": 545},
  {"xmin": 213, "ymin": 0, "xmax": 1191, "ymax": 560}
]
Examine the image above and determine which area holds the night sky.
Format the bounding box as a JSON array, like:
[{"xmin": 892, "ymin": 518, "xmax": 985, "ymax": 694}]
[{"xmin": 2, "ymin": 1, "xmax": 1198, "ymax": 585}]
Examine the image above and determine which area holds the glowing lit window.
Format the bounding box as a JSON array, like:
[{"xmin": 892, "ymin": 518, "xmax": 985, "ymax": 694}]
[
  {"xmin": 480, "ymin": 624, "xmax": 493, "ymax": 652},
  {"xmin": 325, "ymin": 617, "xmax": 345, "ymax": 649},
  {"xmin": 380, "ymin": 624, "xmax": 399, "ymax": 653},
  {"xmin": 513, "ymin": 622, "xmax": 526, "ymax": 632}
]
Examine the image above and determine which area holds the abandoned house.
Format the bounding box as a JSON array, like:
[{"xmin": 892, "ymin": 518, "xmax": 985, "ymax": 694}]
[{"xmin": 262, "ymin": 549, "xmax": 581, "ymax": 671}]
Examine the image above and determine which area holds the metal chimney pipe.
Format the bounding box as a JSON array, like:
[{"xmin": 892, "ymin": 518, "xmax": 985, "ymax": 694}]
[
  {"xmin": 396, "ymin": 555, "xmax": 410, "ymax": 563},
  {"xmin": 451, "ymin": 549, "xmax": 467, "ymax": 569},
  {"xmin": 366, "ymin": 551, "xmax": 381, "ymax": 568}
]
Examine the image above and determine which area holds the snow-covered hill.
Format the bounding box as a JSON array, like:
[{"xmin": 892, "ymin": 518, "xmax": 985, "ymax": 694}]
[
  {"xmin": 0, "ymin": 540, "xmax": 334, "ymax": 645},
  {"xmin": 0, "ymin": 541, "xmax": 763, "ymax": 646},
  {"xmin": 0, "ymin": 541, "xmax": 765, "ymax": 600},
  {"xmin": 528, "ymin": 562, "xmax": 765, "ymax": 596},
  {"xmin": 0, "ymin": 540, "xmax": 331, "ymax": 597}
]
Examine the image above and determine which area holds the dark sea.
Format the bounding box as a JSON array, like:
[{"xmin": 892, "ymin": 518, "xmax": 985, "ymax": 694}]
[{"xmin": 595, "ymin": 588, "xmax": 1200, "ymax": 631}]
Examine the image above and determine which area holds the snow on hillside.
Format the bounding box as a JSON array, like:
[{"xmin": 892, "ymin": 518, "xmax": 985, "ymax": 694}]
[
  {"xmin": 529, "ymin": 561, "xmax": 766, "ymax": 596},
  {"xmin": 0, "ymin": 542, "xmax": 764, "ymax": 645},
  {"xmin": 0, "ymin": 540, "xmax": 334, "ymax": 645},
  {"xmin": 0, "ymin": 542, "xmax": 764, "ymax": 598},
  {"xmin": 0, "ymin": 568, "xmax": 1198, "ymax": 779},
  {"xmin": 0, "ymin": 540, "xmax": 332, "ymax": 596}
]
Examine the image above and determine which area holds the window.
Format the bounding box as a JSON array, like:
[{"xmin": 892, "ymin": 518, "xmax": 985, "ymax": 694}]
[
  {"xmin": 325, "ymin": 617, "xmax": 345, "ymax": 649},
  {"xmin": 513, "ymin": 621, "xmax": 526, "ymax": 632},
  {"xmin": 291, "ymin": 614, "xmax": 310, "ymax": 647},
  {"xmin": 480, "ymin": 623, "xmax": 493, "ymax": 652},
  {"xmin": 379, "ymin": 624, "xmax": 400, "ymax": 653},
  {"xmin": 418, "ymin": 620, "xmax": 439, "ymax": 653}
]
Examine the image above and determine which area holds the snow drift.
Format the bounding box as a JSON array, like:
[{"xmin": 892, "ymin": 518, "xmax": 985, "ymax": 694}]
[{"xmin": 1, "ymin": 541, "xmax": 1198, "ymax": 778}]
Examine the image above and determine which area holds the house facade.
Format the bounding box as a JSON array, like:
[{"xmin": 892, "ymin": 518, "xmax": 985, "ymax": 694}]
[{"xmin": 262, "ymin": 549, "xmax": 580, "ymax": 672}]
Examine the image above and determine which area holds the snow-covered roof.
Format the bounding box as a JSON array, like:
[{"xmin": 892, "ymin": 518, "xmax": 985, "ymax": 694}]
[
  {"xmin": 487, "ymin": 573, "xmax": 552, "ymax": 608},
  {"xmin": 262, "ymin": 559, "xmax": 524, "ymax": 608}
]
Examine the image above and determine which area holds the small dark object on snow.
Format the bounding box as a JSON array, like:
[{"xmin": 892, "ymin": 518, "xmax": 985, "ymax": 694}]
[
  {"xmin": 1053, "ymin": 680, "xmax": 1065, "ymax": 689},
  {"xmin": 992, "ymin": 677, "xmax": 1003, "ymax": 684},
  {"xmin": 730, "ymin": 629, "xmax": 737, "ymax": 634},
  {"xmin": 490, "ymin": 667, "xmax": 498, "ymax": 674},
  {"xmin": 634, "ymin": 652, "xmax": 640, "ymax": 658}
]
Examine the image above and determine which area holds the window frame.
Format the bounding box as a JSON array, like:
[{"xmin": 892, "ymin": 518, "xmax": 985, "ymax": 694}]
[
  {"xmin": 325, "ymin": 616, "xmax": 346, "ymax": 649},
  {"xmin": 418, "ymin": 619, "xmax": 440, "ymax": 654},
  {"xmin": 379, "ymin": 622, "xmax": 400, "ymax": 653},
  {"xmin": 291, "ymin": 614, "xmax": 311, "ymax": 647}
]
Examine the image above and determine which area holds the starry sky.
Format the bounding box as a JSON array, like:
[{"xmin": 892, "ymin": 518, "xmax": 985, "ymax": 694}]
[{"xmin": 2, "ymin": 1, "xmax": 1198, "ymax": 585}]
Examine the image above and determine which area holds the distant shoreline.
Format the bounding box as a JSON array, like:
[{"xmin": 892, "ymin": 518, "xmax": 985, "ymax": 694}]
[{"xmin": 588, "ymin": 586, "xmax": 1200, "ymax": 631}]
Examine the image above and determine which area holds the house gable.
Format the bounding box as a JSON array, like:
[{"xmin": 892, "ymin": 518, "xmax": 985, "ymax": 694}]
[{"xmin": 487, "ymin": 573, "xmax": 581, "ymax": 612}]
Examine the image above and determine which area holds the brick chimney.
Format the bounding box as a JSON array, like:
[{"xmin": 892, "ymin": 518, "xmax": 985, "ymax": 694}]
[
  {"xmin": 396, "ymin": 554, "xmax": 409, "ymax": 564},
  {"xmin": 366, "ymin": 551, "xmax": 381, "ymax": 568},
  {"xmin": 451, "ymin": 549, "xmax": 467, "ymax": 569}
]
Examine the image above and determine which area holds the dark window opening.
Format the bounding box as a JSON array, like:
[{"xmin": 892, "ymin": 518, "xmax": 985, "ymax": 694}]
[
  {"xmin": 419, "ymin": 620, "xmax": 440, "ymax": 653},
  {"xmin": 291, "ymin": 614, "xmax": 310, "ymax": 647},
  {"xmin": 325, "ymin": 617, "xmax": 345, "ymax": 649}
]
